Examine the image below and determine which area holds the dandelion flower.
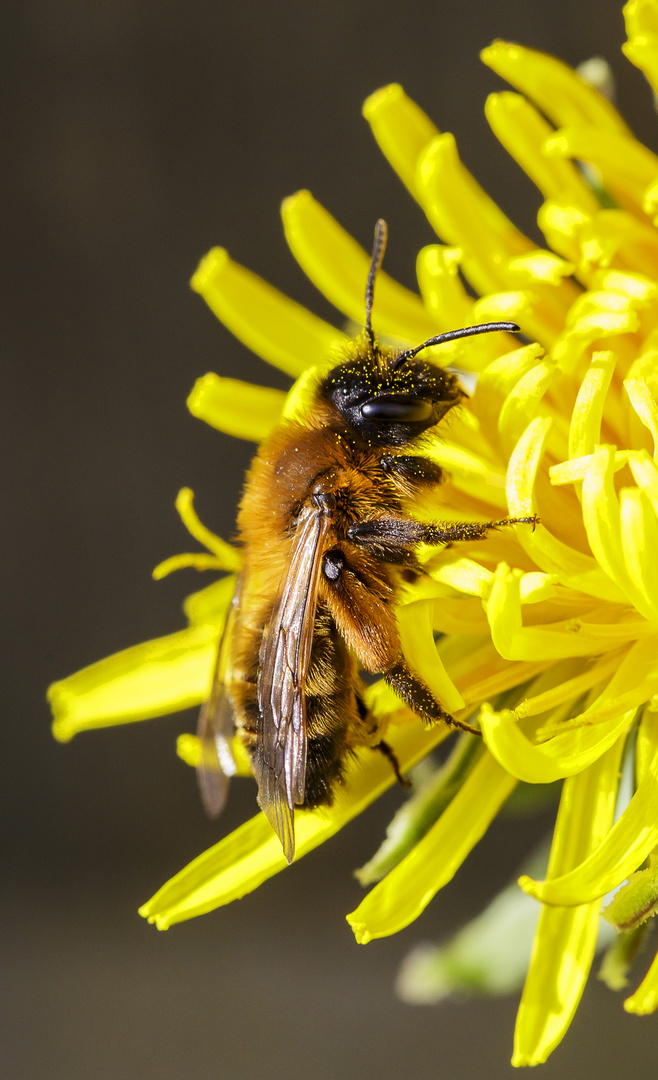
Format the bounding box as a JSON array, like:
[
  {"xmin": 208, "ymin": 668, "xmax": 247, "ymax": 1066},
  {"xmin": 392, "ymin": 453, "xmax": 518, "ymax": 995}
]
[{"xmin": 48, "ymin": 0, "xmax": 658, "ymax": 1065}]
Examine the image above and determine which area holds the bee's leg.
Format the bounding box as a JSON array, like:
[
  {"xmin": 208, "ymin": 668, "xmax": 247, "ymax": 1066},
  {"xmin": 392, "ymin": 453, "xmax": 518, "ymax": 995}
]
[
  {"xmin": 417, "ymin": 516, "xmax": 539, "ymax": 545},
  {"xmin": 385, "ymin": 658, "xmax": 481, "ymax": 737},
  {"xmin": 373, "ymin": 739, "xmax": 412, "ymax": 788},
  {"xmin": 348, "ymin": 514, "xmax": 538, "ymax": 555}
]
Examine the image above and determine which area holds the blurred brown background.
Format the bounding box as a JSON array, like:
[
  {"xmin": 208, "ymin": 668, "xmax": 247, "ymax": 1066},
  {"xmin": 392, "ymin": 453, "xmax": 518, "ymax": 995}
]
[{"xmin": 4, "ymin": 0, "xmax": 658, "ymax": 1076}]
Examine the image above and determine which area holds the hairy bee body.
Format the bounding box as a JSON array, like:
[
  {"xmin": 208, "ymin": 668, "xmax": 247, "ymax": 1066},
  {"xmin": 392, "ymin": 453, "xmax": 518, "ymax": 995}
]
[
  {"xmin": 230, "ymin": 375, "xmax": 440, "ymax": 809},
  {"xmin": 197, "ymin": 220, "xmax": 531, "ymax": 861}
]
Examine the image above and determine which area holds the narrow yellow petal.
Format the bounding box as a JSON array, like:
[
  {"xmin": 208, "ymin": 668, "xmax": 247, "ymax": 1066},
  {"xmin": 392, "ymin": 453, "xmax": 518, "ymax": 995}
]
[
  {"xmin": 49, "ymin": 622, "xmax": 221, "ymax": 743},
  {"xmin": 497, "ymin": 358, "xmax": 558, "ymax": 458},
  {"xmin": 514, "ymin": 649, "xmax": 627, "ymax": 720},
  {"xmin": 623, "ymin": 0, "xmax": 658, "ymax": 95},
  {"xmin": 152, "ymin": 553, "xmax": 225, "ymax": 580},
  {"xmin": 506, "ymin": 250, "xmax": 577, "ymax": 286},
  {"xmin": 625, "ymin": 377, "xmax": 658, "ymax": 459},
  {"xmin": 172, "ymin": 488, "xmax": 243, "ymax": 569},
  {"xmin": 620, "ymin": 486, "xmax": 658, "ymax": 621},
  {"xmin": 481, "ymin": 40, "xmax": 630, "ymax": 135},
  {"xmin": 581, "ymin": 445, "xmax": 653, "ymax": 616},
  {"xmin": 578, "ymin": 210, "xmax": 658, "ymax": 279},
  {"xmin": 636, "ymin": 702, "xmax": 658, "ymax": 784},
  {"xmin": 544, "ymin": 126, "xmax": 658, "ymax": 213},
  {"xmin": 550, "ymin": 450, "xmax": 630, "ymax": 486},
  {"xmin": 536, "ymin": 636, "xmax": 658, "ymax": 739},
  {"xmin": 428, "ymin": 557, "xmax": 493, "ymax": 598},
  {"xmin": 485, "ymin": 92, "xmax": 599, "ymax": 212},
  {"xmin": 415, "ymin": 132, "xmax": 534, "ymax": 297},
  {"xmin": 480, "ymin": 702, "xmax": 634, "ymax": 783},
  {"xmin": 139, "ymin": 717, "xmax": 451, "ymax": 928},
  {"xmin": 191, "ymin": 247, "xmax": 346, "ymax": 377},
  {"xmin": 595, "ymin": 266, "xmax": 658, "ymax": 302},
  {"xmin": 513, "ymin": 737, "xmax": 624, "ymax": 1065},
  {"xmin": 183, "ymin": 575, "xmax": 236, "ymax": 626},
  {"xmin": 470, "ymin": 343, "xmax": 544, "ymax": 441},
  {"xmin": 187, "ymin": 373, "xmax": 286, "ymax": 442},
  {"xmin": 538, "ymin": 198, "xmax": 592, "ymax": 270},
  {"xmin": 396, "ymin": 600, "xmax": 465, "ymax": 713},
  {"xmin": 552, "ymin": 309, "xmax": 639, "ymax": 375},
  {"xmin": 486, "ymin": 563, "xmax": 639, "ymax": 662},
  {"xmin": 362, "ymin": 83, "xmax": 439, "ymax": 200},
  {"xmin": 568, "ymin": 351, "xmax": 616, "ymax": 459},
  {"xmin": 422, "ymin": 439, "xmax": 508, "ymax": 509},
  {"xmin": 520, "ymin": 750, "xmax": 658, "ymax": 906},
  {"xmin": 507, "ymin": 417, "xmax": 628, "ymax": 603},
  {"xmin": 346, "ymin": 751, "xmax": 516, "ymax": 943},
  {"xmin": 624, "ymin": 948, "xmax": 658, "ymax": 1014},
  {"xmin": 281, "ymin": 190, "xmax": 437, "ymax": 342}
]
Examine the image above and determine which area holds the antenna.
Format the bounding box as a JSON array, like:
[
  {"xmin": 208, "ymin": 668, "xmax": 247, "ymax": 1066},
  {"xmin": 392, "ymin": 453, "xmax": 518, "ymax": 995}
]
[
  {"xmin": 364, "ymin": 219, "xmax": 388, "ymax": 351},
  {"xmin": 391, "ymin": 321, "xmax": 520, "ymax": 370}
]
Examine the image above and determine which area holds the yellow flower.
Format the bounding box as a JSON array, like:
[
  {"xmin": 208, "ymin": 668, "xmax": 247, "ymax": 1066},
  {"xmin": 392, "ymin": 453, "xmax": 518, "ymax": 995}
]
[{"xmin": 47, "ymin": 0, "xmax": 658, "ymax": 1065}]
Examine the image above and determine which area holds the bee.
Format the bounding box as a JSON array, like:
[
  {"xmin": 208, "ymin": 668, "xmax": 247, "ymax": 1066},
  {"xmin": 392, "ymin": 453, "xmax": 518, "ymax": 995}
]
[{"xmin": 197, "ymin": 220, "xmax": 535, "ymax": 862}]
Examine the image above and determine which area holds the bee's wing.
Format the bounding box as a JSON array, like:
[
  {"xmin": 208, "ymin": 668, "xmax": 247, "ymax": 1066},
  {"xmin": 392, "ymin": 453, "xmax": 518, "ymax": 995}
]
[
  {"xmin": 256, "ymin": 500, "xmax": 333, "ymax": 863},
  {"xmin": 196, "ymin": 577, "xmax": 242, "ymax": 819}
]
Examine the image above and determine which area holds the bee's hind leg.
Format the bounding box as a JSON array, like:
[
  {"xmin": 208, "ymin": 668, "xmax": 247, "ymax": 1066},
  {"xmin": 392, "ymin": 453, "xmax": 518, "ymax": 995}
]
[
  {"xmin": 373, "ymin": 739, "xmax": 412, "ymax": 788},
  {"xmin": 385, "ymin": 658, "xmax": 482, "ymax": 737}
]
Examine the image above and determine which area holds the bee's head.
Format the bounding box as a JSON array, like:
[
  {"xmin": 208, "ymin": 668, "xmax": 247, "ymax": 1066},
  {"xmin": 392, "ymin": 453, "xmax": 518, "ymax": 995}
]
[
  {"xmin": 321, "ymin": 220, "xmax": 519, "ymax": 448},
  {"xmin": 322, "ymin": 346, "xmax": 464, "ymax": 447}
]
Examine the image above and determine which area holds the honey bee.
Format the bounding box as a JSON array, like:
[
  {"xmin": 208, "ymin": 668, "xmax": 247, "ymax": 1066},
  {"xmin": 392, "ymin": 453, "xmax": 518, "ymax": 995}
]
[{"xmin": 197, "ymin": 220, "xmax": 535, "ymax": 862}]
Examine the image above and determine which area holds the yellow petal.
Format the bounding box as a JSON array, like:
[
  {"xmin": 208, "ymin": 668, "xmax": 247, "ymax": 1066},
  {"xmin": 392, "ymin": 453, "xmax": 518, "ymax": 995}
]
[
  {"xmin": 506, "ymin": 417, "xmax": 628, "ymax": 603},
  {"xmin": 281, "ymin": 190, "xmax": 437, "ymax": 343},
  {"xmin": 581, "ymin": 445, "xmax": 654, "ymax": 616},
  {"xmin": 549, "ymin": 450, "xmax": 629, "ymax": 486},
  {"xmin": 620, "ymin": 485, "xmax": 658, "ymax": 621},
  {"xmin": 568, "ymin": 351, "xmax": 616, "ymax": 460},
  {"xmin": 544, "ymin": 126, "xmax": 658, "ymax": 213},
  {"xmin": 513, "ymin": 736, "xmax": 624, "ymax": 1065},
  {"xmin": 636, "ymin": 702, "xmax": 658, "ymax": 784},
  {"xmin": 520, "ymin": 749, "xmax": 658, "ymax": 906},
  {"xmin": 415, "ymin": 132, "xmax": 534, "ymax": 297},
  {"xmin": 552, "ymin": 309, "xmax": 639, "ymax": 375},
  {"xmin": 171, "ymin": 488, "xmax": 242, "ymax": 569},
  {"xmin": 485, "ymin": 92, "xmax": 599, "ymax": 212},
  {"xmin": 624, "ymin": 948, "xmax": 658, "ymax": 1014},
  {"xmin": 537, "ymin": 635, "xmax": 658, "ymax": 739},
  {"xmin": 140, "ymin": 717, "xmax": 451, "ymax": 928},
  {"xmin": 49, "ymin": 622, "xmax": 221, "ymax": 743},
  {"xmin": 623, "ymin": 0, "xmax": 658, "ymax": 96},
  {"xmin": 346, "ymin": 751, "xmax": 516, "ymax": 943},
  {"xmin": 183, "ymin": 576, "xmax": 237, "ymax": 626},
  {"xmin": 481, "ymin": 40, "xmax": 630, "ymax": 135},
  {"xmin": 485, "ymin": 563, "xmax": 638, "ymax": 662},
  {"xmin": 422, "ymin": 439, "xmax": 508, "ymax": 509},
  {"xmin": 625, "ymin": 377, "xmax": 658, "ymax": 459},
  {"xmin": 514, "ymin": 648, "xmax": 627, "ymax": 720},
  {"xmin": 506, "ymin": 250, "xmax": 577, "ymax": 286},
  {"xmin": 187, "ymin": 373, "xmax": 285, "ymax": 442},
  {"xmin": 497, "ymin": 358, "xmax": 558, "ymax": 459},
  {"xmin": 396, "ymin": 600, "xmax": 465, "ymax": 713},
  {"xmin": 470, "ymin": 342, "xmax": 544, "ymax": 440},
  {"xmin": 480, "ymin": 702, "xmax": 634, "ymax": 784},
  {"xmin": 362, "ymin": 83, "xmax": 439, "ymax": 200},
  {"xmin": 191, "ymin": 247, "xmax": 346, "ymax": 377}
]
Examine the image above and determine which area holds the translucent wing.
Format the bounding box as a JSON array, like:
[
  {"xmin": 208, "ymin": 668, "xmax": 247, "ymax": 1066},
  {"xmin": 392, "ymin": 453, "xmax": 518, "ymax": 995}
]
[
  {"xmin": 256, "ymin": 498, "xmax": 333, "ymax": 863},
  {"xmin": 196, "ymin": 577, "xmax": 242, "ymax": 819}
]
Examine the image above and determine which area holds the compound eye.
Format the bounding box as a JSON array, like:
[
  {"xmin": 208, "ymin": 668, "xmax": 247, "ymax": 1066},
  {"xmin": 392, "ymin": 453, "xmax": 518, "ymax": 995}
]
[{"xmin": 360, "ymin": 395, "xmax": 433, "ymax": 422}]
